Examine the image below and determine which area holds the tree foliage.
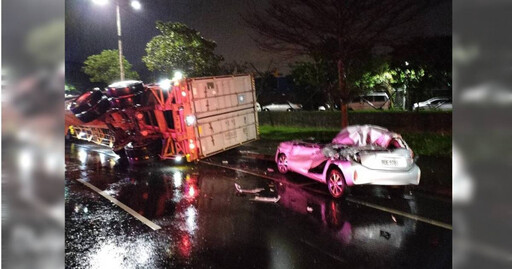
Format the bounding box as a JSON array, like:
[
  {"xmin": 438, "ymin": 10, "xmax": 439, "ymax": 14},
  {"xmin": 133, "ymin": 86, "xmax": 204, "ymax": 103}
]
[
  {"xmin": 143, "ymin": 21, "xmax": 224, "ymax": 77},
  {"xmin": 246, "ymin": 0, "xmax": 441, "ymax": 125},
  {"xmin": 82, "ymin": 50, "xmax": 139, "ymax": 84},
  {"xmin": 220, "ymin": 61, "xmax": 250, "ymax": 75},
  {"xmin": 290, "ymin": 59, "xmax": 339, "ymax": 109}
]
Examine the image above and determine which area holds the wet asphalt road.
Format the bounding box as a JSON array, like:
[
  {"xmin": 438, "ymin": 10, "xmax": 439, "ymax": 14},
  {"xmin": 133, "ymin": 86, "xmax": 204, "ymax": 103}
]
[{"xmin": 65, "ymin": 141, "xmax": 452, "ymax": 268}]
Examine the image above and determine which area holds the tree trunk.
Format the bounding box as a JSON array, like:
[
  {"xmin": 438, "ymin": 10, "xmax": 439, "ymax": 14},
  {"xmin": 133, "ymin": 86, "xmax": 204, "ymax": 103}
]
[{"xmin": 337, "ymin": 59, "xmax": 349, "ymax": 128}]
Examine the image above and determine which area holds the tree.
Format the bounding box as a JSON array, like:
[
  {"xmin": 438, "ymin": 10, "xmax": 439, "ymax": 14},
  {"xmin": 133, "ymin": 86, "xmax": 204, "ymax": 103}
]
[
  {"xmin": 83, "ymin": 50, "xmax": 139, "ymax": 84},
  {"xmin": 220, "ymin": 61, "xmax": 250, "ymax": 75},
  {"xmin": 246, "ymin": 0, "xmax": 441, "ymax": 127},
  {"xmin": 290, "ymin": 59, "xmax": 338, "ymax": 109},
  {"xmin": 143, "ymin": 21, "xmax": 224, "ymax": 77}
]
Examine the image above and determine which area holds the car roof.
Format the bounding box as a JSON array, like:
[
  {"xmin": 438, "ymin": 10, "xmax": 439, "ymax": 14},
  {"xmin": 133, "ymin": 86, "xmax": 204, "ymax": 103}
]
[
  {"xmin": 360, "ymin": 92, "xmax": 389, "ymax": 96},
  {"xmin": 426, "ymin": 96, "xmax": 450, "ymax": 102}
]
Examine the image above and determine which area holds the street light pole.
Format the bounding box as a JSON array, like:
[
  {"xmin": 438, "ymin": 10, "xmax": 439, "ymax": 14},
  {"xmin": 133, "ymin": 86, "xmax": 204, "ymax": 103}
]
[{"xmin": 116, "ymin": 0, "xmax": 125, "ymax": 81}]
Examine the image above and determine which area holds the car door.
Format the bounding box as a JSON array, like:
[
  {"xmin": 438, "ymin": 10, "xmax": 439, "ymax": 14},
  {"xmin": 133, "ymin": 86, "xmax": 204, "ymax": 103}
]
[{"xmin": 287, "ymin": 142, "xmax": 323, "ymax": 175}]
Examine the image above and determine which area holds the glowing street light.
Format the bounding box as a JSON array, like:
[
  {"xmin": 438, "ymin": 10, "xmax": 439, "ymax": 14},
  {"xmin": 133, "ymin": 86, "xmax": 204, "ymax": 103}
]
[
  {"xmin": 92, "ymin": 0, "xmax": 108, "ymax": 6},
  {"xmin": 131, "ymin": 0, "xmax": 141, "ymax": 10}
]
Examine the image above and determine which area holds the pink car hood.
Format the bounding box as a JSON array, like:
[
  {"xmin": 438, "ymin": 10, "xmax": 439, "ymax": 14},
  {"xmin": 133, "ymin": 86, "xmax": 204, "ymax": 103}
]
[{"xmin": 332, "ymin": 125, "xmax": 399, "ymax": 148}]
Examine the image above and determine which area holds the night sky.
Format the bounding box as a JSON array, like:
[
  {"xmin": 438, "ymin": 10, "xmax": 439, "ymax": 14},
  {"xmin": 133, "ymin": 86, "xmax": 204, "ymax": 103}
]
[{"xmin": 66, "ymin": 0, "xmax": 451, "ymax": 88}]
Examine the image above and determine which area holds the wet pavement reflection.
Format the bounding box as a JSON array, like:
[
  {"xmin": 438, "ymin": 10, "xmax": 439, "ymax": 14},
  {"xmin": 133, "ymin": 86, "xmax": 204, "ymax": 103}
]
[{"xmin": 66, "ymin": 141, "xmax": 451, "ymax": 268}]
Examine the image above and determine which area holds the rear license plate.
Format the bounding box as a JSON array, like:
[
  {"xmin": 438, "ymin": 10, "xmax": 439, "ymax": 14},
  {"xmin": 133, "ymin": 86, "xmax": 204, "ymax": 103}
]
[{"xmin": 381, "ymin": 158, "xmax": 406, "ymax": 167}]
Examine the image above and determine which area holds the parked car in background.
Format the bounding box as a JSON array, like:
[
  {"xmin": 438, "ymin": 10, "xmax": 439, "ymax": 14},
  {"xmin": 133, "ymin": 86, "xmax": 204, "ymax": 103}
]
[
  {"xmin": 413, "ymin": 97, "xmax": 452, "ymax": 111},
  {"xmin": 262, "ymin": 101, "xmax": 303, "ymax": 111},
  {"xmin": 348, "ymin": 92, "xmax": 390, "ymax": 110}
]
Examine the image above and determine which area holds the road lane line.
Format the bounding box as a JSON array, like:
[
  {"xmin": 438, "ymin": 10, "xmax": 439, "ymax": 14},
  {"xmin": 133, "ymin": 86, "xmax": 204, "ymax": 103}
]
[
  {"xmin": 346, "ymin": 197, "xmax": 452, "ymax": 230},
  {"xmin": 201, "ymin": 160, "xmax": 452, "ymax": 231},
  {"xmin": 200, "ymin": 160, "xmax": 291, "ymax": 185},
  {"xmin": 75, "ymin": 178, "xmax": 162, "ymax": 231}
]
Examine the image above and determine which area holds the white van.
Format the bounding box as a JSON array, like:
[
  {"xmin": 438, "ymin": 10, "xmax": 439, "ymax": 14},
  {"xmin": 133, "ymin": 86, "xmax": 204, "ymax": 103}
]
[{"xmin": 348, "ymin": 92, "xmax": 390, "ymax": 110}]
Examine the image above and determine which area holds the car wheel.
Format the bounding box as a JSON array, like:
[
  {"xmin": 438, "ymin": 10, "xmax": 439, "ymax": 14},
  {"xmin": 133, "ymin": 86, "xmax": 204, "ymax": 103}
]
[
  {"xmin": 327, "ymin": 168, "xmax": 346, "ymax": 198},
  {"xmin": 286, "ymin": 108, "xmax": 293, "ymax": 112},
  {"xmin": 277, "ymin": 153, "xmax": 288, "ymax": 174},
  {"xmin": 263, "ymin": 108, "xmax": 270, "ymax": 112}
]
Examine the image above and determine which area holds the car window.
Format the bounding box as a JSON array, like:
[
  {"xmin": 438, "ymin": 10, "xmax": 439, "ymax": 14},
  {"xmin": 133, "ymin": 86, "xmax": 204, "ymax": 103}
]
[{"xmin": 373, "ymin": 96, "xmax": 386, "ymax": 102}]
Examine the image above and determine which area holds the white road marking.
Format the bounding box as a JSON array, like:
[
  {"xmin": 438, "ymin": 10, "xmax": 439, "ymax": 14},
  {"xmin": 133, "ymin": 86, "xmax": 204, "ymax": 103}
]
[
  {"xmin": 201, "ymin": 160, "xmax": 452, "ymax": 231},
  {"xmin": 75, "ymin": 178, "xmax": 162, "ymax": 231}
]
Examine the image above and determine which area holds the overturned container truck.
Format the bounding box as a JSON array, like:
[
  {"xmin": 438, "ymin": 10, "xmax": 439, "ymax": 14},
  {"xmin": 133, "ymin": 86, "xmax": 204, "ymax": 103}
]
[{"xmin": 65, "ymin": 74, "xmax": 259, "ymax": 163}]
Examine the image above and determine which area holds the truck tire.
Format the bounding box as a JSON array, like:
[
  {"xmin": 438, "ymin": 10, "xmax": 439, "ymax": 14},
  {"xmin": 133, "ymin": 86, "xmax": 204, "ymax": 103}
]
[
  {"xmin": 106, "ymin": 80, "xmax": 145, "ymax": 98},
  {"xmin": 74, "ymin": 96, "xmax": 111, "ymax": 123},
  {"xmin": 124, "ymin": 140, "xmax": 162, "ymax": 164},
  {"xmin": 69, "ymin": 89, "xmax": 104, "ymax": 115}
]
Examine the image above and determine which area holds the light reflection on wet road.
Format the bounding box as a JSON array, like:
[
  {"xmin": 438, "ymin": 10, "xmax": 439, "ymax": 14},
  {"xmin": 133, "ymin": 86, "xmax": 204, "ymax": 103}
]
[{"xmin": 65, "ymin": 141, "xmax": 452, "ymax": 268}]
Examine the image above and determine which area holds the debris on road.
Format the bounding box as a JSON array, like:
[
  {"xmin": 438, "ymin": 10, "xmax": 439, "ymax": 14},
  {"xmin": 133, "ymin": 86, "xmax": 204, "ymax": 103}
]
[
  {"xmin": 235, "ymin": 183, "xmax": 264, "ymax": 194},
  {"xmin": 251, "ymin": 195, "xmax": 280, "ymax": 203},
  {"xmin": 380, "ymin": 230, "xmax": 391, "ymax": 240}
]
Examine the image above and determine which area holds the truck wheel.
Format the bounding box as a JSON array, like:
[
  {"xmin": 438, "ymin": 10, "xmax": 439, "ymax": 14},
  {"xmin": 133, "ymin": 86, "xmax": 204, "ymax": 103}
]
[
  {"xmin": 327, "ymin": 168, "xmax": 346, "ymax": 198},
  {"xmin": 277, "ymin": 153, "xmax": 288, "ymax": 174},
  {"xmin": 75, "ymin": 96, "xmax": 110, "ymax": 123},
  {"xmin": 124, "ymin": 140, "xmax": 162, "ymax": 164},
  {"xmin": 106, "ymin": 80, "xmax": 145, "ymax": 98},
  {"xmin": 70, "ymin": 89, "xmax": 103, "ymax": 114}
]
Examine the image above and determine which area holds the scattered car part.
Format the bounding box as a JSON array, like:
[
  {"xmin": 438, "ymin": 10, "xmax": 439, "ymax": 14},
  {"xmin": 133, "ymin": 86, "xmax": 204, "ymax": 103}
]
[
  {"xmin": 234, "ymin": 183, "xmax": 265, "ymax": 194},
  {"xmin": 251, "ymin": 195, "xmax": 281, "ymax": 203}
]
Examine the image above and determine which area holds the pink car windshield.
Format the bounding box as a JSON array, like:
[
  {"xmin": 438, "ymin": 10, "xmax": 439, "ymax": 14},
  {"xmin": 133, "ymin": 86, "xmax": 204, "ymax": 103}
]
[{"xmin": 331, "ymin": 125, "xmax": 401, "ymax": 148}]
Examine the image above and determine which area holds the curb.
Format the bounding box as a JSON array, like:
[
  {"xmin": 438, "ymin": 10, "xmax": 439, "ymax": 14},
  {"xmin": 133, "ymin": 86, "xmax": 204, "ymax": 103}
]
[{"xmin": 238, "ymin": 151, "xmax": 275, "ymax": 161}]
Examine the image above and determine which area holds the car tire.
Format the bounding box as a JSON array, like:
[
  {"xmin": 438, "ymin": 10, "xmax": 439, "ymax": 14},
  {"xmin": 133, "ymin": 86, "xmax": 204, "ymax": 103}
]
[
  {"xmin": 263, "ymin": 108, "xmax": 270, "ymax": 112},
  {"xmin": 106, "ymin": 81, "xmax": 145, "ymax": 98},
  {"xmin": 286, "ymin": 108, "xmax": 293, "ymax": 112},
  {"xmin": 74, "ymin": 96, "xmax": 111, "ymax": 123},
  {"xmin": 277, "ymin": 153, "xmax": 288, "ymax": 174},
  {"xmin": 69, "ymin": 89, "xmax": 104, "ymax": 115},
  {"xmin": 327, "ymin": 168, "xmax": 346, "ymax": 198}
]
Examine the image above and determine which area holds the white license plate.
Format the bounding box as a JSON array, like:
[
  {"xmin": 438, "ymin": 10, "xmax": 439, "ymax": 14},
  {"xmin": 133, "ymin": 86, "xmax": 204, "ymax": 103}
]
[{"xmin": 381, "ymin": 158, "xmax": 406, "ymax": 167}]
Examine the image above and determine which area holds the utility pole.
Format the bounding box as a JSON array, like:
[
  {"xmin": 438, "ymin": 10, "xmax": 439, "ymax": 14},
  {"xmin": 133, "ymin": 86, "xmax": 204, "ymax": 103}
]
[{"xmin": 116, "ymin": 0, "xmax": 125, "ymax": 80}]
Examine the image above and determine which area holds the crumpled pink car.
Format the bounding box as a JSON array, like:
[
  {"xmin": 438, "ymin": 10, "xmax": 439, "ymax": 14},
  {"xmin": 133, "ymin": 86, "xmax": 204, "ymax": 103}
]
[{"xmin": 275, "ymin": 125, "xmax": 421, "ymax": 198}]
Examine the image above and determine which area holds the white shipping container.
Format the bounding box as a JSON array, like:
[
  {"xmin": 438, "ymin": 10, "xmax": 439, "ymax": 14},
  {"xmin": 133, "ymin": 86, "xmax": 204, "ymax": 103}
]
[{"xmin": 189, "ymin": 75, "xmax": 259, "ymax": 157}]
